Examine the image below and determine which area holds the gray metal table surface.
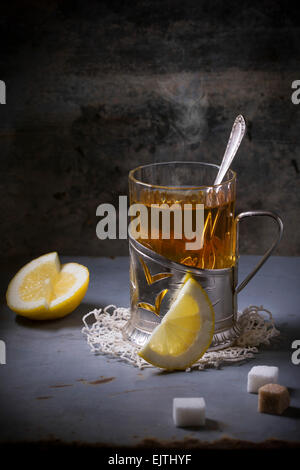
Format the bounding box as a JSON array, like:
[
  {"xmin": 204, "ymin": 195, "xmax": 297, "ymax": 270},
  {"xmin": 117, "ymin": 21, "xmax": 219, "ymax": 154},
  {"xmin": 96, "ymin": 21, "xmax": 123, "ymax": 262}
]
[{"xmin": 0, "ymin": 255, "xmax": 300, "ymax": 448}]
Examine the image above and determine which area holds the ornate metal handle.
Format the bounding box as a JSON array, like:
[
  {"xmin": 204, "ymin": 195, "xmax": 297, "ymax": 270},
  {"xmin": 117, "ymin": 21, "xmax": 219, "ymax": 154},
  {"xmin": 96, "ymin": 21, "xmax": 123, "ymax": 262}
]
[{"xmin": 235, "ymin": 211, "xmax": 283, "ymax": 294}]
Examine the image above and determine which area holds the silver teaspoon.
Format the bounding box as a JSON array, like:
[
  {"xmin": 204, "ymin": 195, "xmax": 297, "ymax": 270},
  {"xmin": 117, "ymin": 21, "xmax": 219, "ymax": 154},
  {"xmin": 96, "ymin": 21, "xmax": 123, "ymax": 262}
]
[{"xmin": 214, "ymin": 114, "xmax": 246, "ymax": 186}]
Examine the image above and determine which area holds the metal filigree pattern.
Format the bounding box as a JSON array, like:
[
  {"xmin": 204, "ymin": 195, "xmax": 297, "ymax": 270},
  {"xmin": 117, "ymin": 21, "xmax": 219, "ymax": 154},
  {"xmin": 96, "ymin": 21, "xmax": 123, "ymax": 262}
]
[
  {"xmin": 139, "ymin": 257, "xmax": 173, "ymax": 285},
  {"xmin": 137, "ymin": 257, "xmax": 172, "ymax": 317},
  {"xmin": 138, "ymin": 288, "xmax": 169, "ymax": 317}
]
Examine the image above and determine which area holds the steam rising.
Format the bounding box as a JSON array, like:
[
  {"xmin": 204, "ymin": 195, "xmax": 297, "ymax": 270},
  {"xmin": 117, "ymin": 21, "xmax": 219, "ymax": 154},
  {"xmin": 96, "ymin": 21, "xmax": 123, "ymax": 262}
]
[{"xmin": 158, "ymin": 74, "xmax": 208, "ymax": 151}]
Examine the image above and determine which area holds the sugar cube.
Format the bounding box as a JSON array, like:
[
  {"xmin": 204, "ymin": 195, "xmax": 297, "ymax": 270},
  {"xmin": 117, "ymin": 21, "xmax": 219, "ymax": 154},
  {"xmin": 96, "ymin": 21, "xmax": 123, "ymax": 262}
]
[
  {"xmin": 258, "ymin": 384, "xmax": 290, "ymax": 415},
  {"xmin": 173, "ymin": 397, "xmax": 206, "ymax": 427},
  {"xmin": 247, "ymin": 365, "xmax": 279, "ymax": 393}
]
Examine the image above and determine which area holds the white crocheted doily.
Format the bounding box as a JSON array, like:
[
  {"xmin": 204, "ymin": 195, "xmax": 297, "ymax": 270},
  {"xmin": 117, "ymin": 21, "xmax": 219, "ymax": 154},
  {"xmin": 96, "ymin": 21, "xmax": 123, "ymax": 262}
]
[{"xmin": 81, "ymin": 305, "xmax": 280, "ymax": 371}]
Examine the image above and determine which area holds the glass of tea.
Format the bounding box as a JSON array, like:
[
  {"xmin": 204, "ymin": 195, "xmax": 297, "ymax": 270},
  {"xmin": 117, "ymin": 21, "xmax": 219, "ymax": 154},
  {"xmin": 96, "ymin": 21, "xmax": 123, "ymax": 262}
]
[
  {"xmin": 129, "ymin": 161, "xmax": 236, "ymax": 269},
  {"xmin": 123, "ymin": 161, "xmax": 283, "ymax": 349}
]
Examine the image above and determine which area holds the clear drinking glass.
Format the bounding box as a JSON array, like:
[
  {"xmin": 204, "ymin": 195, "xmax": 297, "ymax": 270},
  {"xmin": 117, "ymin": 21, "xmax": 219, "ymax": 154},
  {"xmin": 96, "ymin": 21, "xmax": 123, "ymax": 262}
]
[{"xmin": 129, "ymin": 161, "xmax": 236, "ymax": 269}]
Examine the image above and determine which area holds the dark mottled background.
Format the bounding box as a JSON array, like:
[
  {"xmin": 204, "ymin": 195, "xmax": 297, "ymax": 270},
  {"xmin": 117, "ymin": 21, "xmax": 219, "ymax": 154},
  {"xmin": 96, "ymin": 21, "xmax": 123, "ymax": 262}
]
[{"xmin": 0, "ymin": 0, "xmax": 300, "ymax": 261}]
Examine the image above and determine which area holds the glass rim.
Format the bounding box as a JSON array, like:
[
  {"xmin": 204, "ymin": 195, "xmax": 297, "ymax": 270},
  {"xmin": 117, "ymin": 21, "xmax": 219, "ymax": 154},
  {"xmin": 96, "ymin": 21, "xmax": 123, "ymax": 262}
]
[{"xmin": 129, "ymin": 161, "xmax": 236, "ymax": 190}]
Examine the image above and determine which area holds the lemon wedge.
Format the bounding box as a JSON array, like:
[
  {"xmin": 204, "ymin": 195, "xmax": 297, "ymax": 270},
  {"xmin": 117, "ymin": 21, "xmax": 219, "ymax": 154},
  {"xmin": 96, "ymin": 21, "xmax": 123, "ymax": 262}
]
[
  {"xmin": 138, "ymin": 276, "xmax": 215, "ymax": 370},
  {"xmin": 6, "ymin": 252, "xmax": 89, "ymax": 320}
]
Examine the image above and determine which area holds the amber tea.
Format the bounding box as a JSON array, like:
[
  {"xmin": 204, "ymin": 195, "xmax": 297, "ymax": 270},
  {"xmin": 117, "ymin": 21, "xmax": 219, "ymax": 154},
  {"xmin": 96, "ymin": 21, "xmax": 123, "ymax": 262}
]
[{"xmin": 134, "ymin": 200, "xmax": 235, "ymax": 269}]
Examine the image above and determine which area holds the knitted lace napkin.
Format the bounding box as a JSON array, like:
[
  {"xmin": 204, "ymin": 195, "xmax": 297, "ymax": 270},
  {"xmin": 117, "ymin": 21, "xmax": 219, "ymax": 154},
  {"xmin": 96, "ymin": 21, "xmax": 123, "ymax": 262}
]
[{"xmin": 82, "ymin": 305, "xmax": 280, "ymax": 371}]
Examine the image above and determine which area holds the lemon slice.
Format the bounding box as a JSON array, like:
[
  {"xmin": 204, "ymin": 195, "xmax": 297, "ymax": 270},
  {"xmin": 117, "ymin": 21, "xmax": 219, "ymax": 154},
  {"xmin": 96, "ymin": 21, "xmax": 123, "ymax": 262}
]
[
  {"xmin": 138, "ymin": 276, "xmax": 215, "ymax": 370},
  {"xmin": 6, "ymin": 252, "xmax": 89, "ymax": 320}
]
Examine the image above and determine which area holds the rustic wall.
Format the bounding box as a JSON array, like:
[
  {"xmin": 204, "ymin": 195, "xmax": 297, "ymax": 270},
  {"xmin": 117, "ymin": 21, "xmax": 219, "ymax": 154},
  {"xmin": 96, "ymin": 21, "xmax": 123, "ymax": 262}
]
[{"xmin": 0, "ymin": 0, "xmax": 299, "ymax": 260}]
